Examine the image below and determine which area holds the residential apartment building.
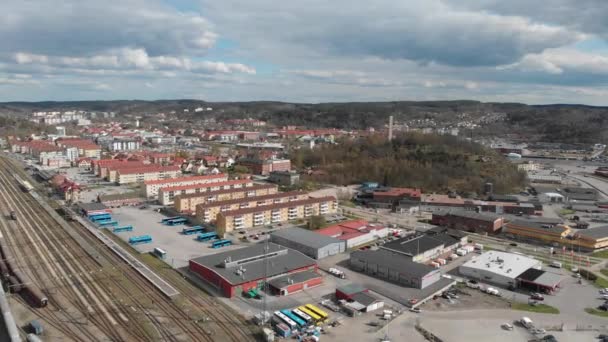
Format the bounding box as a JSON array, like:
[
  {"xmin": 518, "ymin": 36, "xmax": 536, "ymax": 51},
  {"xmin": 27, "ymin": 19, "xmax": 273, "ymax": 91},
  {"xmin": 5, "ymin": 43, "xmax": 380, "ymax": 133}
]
[
  {"xmin": 106, "ymin": 162, "xmax": 150, "ymax": 182},
  {"xmin": 92, "ymin": 159, "xmax": 145, "ymax": 178},
  {"xmin": 144, "ymin": 174, "xmax": 229, "ymax": 199},
  {"xmin": 237, "ymin": 157, "xmax": 291, "ymax": 175},
  {"xmin": 174, "ymin": 184, "xmax": 278, "ymax": 214},
  {"xmin": 159, "ymin": 179, "xmax": 254, "ymax": 206},
  {"xmin": 195, "ymin": 191, "xmax": 309, "ymax": 223},
  {"xmin": 216, "ymin": 196, "xmax": 338, "ymax": 236},
  {"xmin": 115, "ymin": 165, "xmax": 181, "ymax": 184},
  {"xmin": 55, "ymin": 138, "xmax": 102, "ymax": 158},
  {"xmin": 109, "ymin": 139, "xmax": 141, "ymax": 151}
]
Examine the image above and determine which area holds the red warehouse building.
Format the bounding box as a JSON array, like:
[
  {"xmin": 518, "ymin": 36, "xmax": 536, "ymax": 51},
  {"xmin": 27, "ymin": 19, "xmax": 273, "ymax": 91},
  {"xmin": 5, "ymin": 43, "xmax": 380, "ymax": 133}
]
[
  {"xmin": 189, "ymin": 243, "xmax": 318, "ymax": 298},
  {"xmin": 431, "ymin": 210, "xmax": 505, "ymax": 234}
]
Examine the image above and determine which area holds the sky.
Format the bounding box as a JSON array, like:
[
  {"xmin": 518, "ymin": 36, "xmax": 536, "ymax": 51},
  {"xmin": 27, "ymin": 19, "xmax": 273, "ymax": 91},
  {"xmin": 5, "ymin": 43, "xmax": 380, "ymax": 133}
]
[{"xmin": 2, "ymin": 0, "xmax": 608, "ymax": 105}]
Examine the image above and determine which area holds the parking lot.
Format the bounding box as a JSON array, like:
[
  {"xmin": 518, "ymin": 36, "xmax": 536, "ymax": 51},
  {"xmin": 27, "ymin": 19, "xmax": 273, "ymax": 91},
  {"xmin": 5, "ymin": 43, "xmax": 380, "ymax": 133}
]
[{"xmin": 108, "ymin": 206, "xmax": 245, "ymax": 268}]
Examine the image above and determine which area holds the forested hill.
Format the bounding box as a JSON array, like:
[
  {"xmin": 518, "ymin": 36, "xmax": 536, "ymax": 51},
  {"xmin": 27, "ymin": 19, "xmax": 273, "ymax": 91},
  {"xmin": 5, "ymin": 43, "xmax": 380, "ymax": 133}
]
[
  {"xmin": 2, "ymin": 100, "xmax": 608, "ymax": 143},
  {"xmin": 293, "ymin": 133, "xmax": 527, "ymax": 195}
]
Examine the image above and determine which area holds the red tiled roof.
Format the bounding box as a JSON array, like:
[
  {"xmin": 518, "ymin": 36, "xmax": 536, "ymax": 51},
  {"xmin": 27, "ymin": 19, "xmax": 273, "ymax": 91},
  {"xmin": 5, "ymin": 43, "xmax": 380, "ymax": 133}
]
[
  {"xmin": 160, "ymin": 179, "xmax": 252, "ymax": 192},
  {"xmin": 116, "ymin": 165, "xmax": 180, "ymax": 175},
  {"xmin": 219, "ymin": 196, "xmax": 336, "ymax": 217},
  {"xmin": 144, "ymin": 173, "xmax": 227, "ymax": 185},
  {"xmin": 195, "ymin": 191, "xmax": 307, "ymax": 210},
  {"xmin": 317, "ymin": 219, "xmax": 386, "ymax": 241},
  {"xmin": 176, "ymin": 184, "xmax": 277, "ymax": 200}
]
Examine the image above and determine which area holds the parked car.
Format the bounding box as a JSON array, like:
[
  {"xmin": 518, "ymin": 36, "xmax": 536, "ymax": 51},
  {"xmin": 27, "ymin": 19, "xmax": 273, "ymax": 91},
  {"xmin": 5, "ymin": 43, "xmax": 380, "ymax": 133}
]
[
  {"xmin": 409, "ymin": 308, "xmax": 421, "ymax": 314},
  {"xmin": 501, "ymin": 323, "xmax": 514, "ymax": 331},
  {"xmin": 509, "ymin": 243, "xmax": 518, "ymax": 247},
  {"xmin": 571, "ymin": 266, "xmax": 579, "ymax": 273},
  {"xmin": 530, "ymin": 293, "xmax": 544, "ymax": 301}
]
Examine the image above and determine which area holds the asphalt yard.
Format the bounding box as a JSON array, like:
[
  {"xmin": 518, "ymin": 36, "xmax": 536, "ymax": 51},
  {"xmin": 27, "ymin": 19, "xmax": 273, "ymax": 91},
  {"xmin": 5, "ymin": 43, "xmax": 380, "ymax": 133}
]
[{"xmin": 108, "ymin": 205, "xmax": 245, "ymax": 268}]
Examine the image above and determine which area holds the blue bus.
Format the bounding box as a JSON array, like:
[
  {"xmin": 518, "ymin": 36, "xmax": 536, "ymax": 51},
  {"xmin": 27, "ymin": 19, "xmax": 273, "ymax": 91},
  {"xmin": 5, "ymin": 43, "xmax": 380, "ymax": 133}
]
[
  {"xmin": 98, "ymin": 220, "xmax": 118, "ymax": 227},
  {"xmin": 129, "ymin": 235, "xmax": 152, "ymax": 245},
  {"xmin": 280, "ymin": 310, "xmax": 306, "ymax": 327},
  {"xmin": 165, "ymin": 217, "xmax": 188, "ymax": 226},
  {"xmin": 113, "ymin": 225, "xmax": 133, "ymax": 233},
  {"xmin": 182, "ymin": 226, "xmax": 205, "ymax": 235},
  {"xmin": 161, "ymin": 216, "xmax": 181, "ymax": 223},
  {"xmin": 196, "ymin": 232, "xmax": 218, "ymax": 242},
  {"xmin": 211, "ymin": 239, "xmax": 232, "ymax": 249},
  {"xmin": 89, "ymin": 213, "xmax": 111, "ymax": 222}
]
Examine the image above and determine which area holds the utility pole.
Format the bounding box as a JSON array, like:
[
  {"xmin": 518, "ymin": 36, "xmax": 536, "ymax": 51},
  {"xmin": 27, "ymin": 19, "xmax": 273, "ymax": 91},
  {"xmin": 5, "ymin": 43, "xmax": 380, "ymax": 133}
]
[{"xmin": 388, "ymin": 116, "xmax": 394, "ymax": 142}]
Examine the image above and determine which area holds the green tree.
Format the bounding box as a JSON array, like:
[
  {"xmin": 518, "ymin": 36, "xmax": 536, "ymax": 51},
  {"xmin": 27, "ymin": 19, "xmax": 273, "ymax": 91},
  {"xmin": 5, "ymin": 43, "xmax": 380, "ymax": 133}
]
[
  {"xmin": 232, "ymin": 165, "xmax": 250, "ymax": 174},
  {"xmin": 307, "ymin": 215, "xmax": 327, "ymax": 230}
]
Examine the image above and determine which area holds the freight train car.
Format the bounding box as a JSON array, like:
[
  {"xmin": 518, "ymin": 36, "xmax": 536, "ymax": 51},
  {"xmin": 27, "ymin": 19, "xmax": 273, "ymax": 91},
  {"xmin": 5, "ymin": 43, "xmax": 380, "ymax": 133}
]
[{"xmin": 0, "ymin": 231, "xmax": 48, "ymax": 308}]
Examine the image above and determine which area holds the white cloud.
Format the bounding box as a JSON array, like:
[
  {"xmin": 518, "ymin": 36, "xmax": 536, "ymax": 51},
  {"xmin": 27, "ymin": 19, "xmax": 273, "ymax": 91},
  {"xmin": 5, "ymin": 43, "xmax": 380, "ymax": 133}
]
[
  {"xmin": 1, "ymin": 0, "xmax": 217, "ymax": 57},
  {"xmin": 502, "ymin": 48, "xmax": 608, "ymax": 75},
  {"xmin": 10, "ymin": 48, "xmax": 256, "ymax": 75},
  {"xmin": 15, "ymin": 53, "xmax": 48, "ymax": 65},
  {"xmin": 202, "ymin": 0, "xmax": 585, "ymax": 67}
]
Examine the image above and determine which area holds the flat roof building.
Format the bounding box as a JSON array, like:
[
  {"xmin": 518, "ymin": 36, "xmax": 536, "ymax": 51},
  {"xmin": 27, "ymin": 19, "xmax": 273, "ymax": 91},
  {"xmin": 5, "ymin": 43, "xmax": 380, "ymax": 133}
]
[
  {"xmin": 459, "ymin": 251, "xmax": 542, "ymax": 288},
  {"xmin": 573, "ymin": 226, "xmax": 608, "ymax": 251},
  {"xmin": 349, "ymin": 249, "xmax": 441, "ymax": 289},
  {"xmin": 380, "ymin": 233, "xmax": 461, "ymax": 263},
  {"xmin": 270, "ymin": 227, "xmax": 346, "ymax": 259},
  {"xmin": 189, "ymin": 242, "xmax": 317, "ymax": 298},
  {"xmin": 504, "ymin": 219, "xmax": 571, "ymax": 245},
  {"xmin": 431, "ymin": 210, "xmax": 505, "ymax": 234},
  {"xmin": 317, "ymin": 220, "xmax": 389, "ymax": 249}
]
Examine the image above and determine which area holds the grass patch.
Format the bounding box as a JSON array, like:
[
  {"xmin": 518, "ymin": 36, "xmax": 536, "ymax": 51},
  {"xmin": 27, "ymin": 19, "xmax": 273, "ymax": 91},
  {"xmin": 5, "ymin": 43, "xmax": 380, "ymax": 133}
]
[
  {"xmin": 585, "ymin": 308, "xmax": 608, "ymax": 317},
  {"xmin": 339, "ymin": 200, "xmax": 356, "ymax": 208},
  {"xmin": 593, "ymin": 250, "xmax": 608, "ymax": 259},
  {"xmin": 512, "ymin": 302, "xmax": 560, "ymax": 314},
  {"xmin": 594, "ymin": 276, "xmax": 608, "ymax": 289},
  {"xmin": 559, "ymin": 209, "xmax": 575, "ymax": 215},
  {"xmin": 601, "ymin": 269, "xmax": 608, "ymax": 278}
]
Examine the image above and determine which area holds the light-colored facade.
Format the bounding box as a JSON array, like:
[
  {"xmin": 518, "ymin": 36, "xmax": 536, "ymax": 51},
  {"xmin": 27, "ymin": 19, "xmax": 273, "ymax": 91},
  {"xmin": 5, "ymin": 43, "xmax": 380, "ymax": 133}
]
[
  {"xmin": 159, "ymin": 179, "xmax": 254, "ymax": 205},
  {"xmin": 116, "ymin": 166, "xmax": 181, "ymax": 184},
  {"xmin": 270, "ymin": 227, "xmax": 346, "ymax": 259},
  {"xmin": 459, "ymin": 251, "xmax": 542, "ymax": 287},
  {"xmin": 110, "ymin": 140, "xmax": 141, "ymax": 151},
  {"xmin": 216, "ymin": 196, "xmax": 338, "ymax": 236},
  {"xmin": 144, "ymin": 174, "xmax": 229, "ymax": 199},
  {"xmin": 174, "ymin": 184, "xmax": 278, "ymax": 213},
  {"xmin": 195, "ymin": 191, "xmax": 309, "ymax": 223}
]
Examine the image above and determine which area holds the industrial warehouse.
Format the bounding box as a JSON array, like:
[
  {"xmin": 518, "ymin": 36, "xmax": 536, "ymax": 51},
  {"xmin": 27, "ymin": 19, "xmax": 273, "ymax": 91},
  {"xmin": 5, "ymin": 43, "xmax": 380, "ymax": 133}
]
[
  {"xmin": 188, "ymin": 242, "xmax": 320, "ymax": 298},
  {"xmin": 459, "ymin": 251, "xmax": 565, "ymax": 292},
  {"xmin": 349, "ymin": 249, "xmax": 442, "ymax": 289},
  {"xmin": 269, "ymin": 227, "xmax": 346, "ymax": 260}
]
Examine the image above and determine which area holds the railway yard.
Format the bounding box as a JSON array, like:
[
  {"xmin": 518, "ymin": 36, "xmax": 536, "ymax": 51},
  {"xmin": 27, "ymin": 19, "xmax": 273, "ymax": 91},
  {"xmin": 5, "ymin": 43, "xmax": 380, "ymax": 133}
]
[{"xmin": 0, "ymin": 155, "xmax": 259, "ymax": 341}]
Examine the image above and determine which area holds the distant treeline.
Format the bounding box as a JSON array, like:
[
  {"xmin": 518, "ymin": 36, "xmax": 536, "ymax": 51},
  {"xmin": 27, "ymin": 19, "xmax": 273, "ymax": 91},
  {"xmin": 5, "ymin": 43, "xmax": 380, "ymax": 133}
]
[{"xmin": 292, "ymin": 133, "xmax": 527, "ymax": 195}]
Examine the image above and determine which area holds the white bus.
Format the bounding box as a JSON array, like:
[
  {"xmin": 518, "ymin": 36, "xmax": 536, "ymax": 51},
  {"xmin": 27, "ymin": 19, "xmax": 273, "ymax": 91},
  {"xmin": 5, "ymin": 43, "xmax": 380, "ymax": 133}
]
[{"xmin": 273, "ymin": 311, "xmax": 297, "ymax": 331}]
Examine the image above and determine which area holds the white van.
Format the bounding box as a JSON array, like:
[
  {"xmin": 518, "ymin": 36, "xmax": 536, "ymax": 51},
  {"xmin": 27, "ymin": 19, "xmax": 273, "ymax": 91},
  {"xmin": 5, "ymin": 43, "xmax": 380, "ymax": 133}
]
[
  {"xmin": 520, "ymin": 316, "xmax": 533, "ymax": 328},
  {"xmin": 550, "ymin": 261, "xmax": 562, "ymax": 268}
]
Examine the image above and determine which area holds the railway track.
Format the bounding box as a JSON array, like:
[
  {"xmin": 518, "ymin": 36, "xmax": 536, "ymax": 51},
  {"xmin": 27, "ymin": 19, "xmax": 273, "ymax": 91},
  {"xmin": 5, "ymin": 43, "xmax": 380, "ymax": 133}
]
[{"xmin": 0, "ymin": 155, "xmax": 258, "ymax": 341}]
